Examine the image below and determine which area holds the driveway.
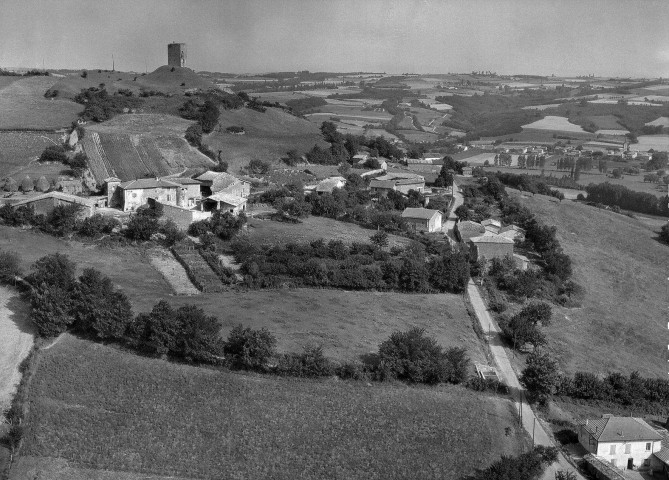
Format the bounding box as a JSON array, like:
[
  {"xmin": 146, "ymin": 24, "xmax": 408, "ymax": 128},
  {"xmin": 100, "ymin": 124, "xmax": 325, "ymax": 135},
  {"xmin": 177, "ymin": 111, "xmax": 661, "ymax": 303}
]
[{"xmin": 443, "ymin": 179, "xmax": 463, "ymax": 243}]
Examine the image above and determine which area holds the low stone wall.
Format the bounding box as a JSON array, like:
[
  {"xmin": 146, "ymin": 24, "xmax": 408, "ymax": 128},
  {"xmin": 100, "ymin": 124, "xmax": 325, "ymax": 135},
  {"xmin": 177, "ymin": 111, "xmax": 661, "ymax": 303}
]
[{"xmin": 159, "ymin": 202, "xmax": 211, "ymax": 230}]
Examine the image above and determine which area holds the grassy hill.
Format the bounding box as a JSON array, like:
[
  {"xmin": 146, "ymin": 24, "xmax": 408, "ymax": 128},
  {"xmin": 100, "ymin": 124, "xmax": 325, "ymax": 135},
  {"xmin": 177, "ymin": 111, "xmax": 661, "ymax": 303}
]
[
  {"xmin": 13, "ymin": 335, "xmax": 526, "ymax": 480},
  {"xmin": 47, "ymin": 66, "xmax": 216, "ymax": 100},
  {"xmin": 509, "ymin": 191, "xmax": 669, "ymax": 377},
  {"xmin": 203, "ymin": 107, "xmax": 326, "ymax": 173},
  {"xmin": 0, "ymin": 76, "xmax": 82, "ymax": 129},
  {"xmin": 83, "ymin": 114, "xmax": 214, "ymax": 184}
]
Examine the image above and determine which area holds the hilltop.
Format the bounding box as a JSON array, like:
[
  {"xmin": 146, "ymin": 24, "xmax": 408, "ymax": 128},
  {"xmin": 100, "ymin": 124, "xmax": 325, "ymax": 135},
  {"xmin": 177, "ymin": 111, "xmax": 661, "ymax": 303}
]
[{"xmin": 46, "ymin": 66, "xmax": 216, "ymax": 100}]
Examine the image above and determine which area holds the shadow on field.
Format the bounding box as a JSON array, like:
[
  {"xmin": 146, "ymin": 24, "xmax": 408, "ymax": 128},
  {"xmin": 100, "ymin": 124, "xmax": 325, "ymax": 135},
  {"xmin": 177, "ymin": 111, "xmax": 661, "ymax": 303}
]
[{"xmin": 5, "ymin": 291, "xmax": 34, "ymax": 336}]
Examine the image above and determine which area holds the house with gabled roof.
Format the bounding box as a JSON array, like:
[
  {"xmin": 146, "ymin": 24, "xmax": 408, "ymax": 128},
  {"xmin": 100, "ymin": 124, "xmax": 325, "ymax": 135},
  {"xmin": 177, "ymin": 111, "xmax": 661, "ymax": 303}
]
[
  {"xmin": 369, "ymin": 173, "xmax": 425, "ymax": 195},
  {"xmin": 401, "ymin": 208, "xmax": 443, "ymax": 233},
  {"xmin": 481, "ymin": 218, "xmax": 502, "ymax": 234},
  {"xmin": 578, "ymin": 414, "xmax": 664, "ymax": 471},
  {"xmin": 202, "ymin": 192, "xmax": 248, "ymax": 215},
  {"xmin": 499, "ymin": 224, "xmax": 525, "ymax": 242}
]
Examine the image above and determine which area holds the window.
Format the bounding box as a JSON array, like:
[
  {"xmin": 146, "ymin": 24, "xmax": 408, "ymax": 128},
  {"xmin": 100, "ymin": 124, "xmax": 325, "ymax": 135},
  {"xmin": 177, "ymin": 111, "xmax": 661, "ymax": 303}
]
[
  {"xmin": 645, "ymin": 459, "xmax": 651, "ymax": 466},
  {"xmin": 625, "ymin": 444, "xmax": 631, "ymax": 454},
  {"xmin": 610, "ymin": 445, "xmax": 616, "ymax": 455},
  {"xmin": 646, "ymin": 442, "xmax": 652, "ymax": 451}
]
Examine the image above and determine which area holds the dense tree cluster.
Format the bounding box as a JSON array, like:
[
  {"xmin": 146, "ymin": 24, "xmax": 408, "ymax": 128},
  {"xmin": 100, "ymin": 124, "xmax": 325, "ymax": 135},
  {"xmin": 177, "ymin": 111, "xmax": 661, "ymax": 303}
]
[
  {"xmin": 74, "ymin": 88, "xmax": 142, "ymax": 122},
  {"xmin": 499, "ymin": 301, "xmax": 552, "ymax": 351},
  {"xmin": 231, "ymin": 237, "xmax": 470, "ymax": 293},
  {"xmin": 188, "ymin": 210, "xmax": 247, "ymax": 240},
  {"xmin": 585, "ymin": 182, "xmax": 669, "ymax": 216},
  {"xmin": 556, "ymin": 370, "xmax": 669, "ymax": 412},
  {"xmin": 463, "ymin": 446, "xmax": 558, "ymax": 480},
  {"xmin": 493, "ymin": 172, "xmax": 564, "ymax": 200}
]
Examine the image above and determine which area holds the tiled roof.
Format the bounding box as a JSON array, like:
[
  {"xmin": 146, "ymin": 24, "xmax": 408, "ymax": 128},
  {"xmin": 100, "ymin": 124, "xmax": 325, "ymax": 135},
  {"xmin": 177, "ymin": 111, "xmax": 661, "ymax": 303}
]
[
  {"xmin": 470, "ymin": 234, "xmax": 514, "ymax": 244},
  {"xmin": 401, "ymin": 208, "xmax": 441, "ymax": 220},
  {"xmin": 457, "ymin": 221, "xmax": 485, "ymax": 232},
  {"xmin": 167, "ymin": 177, "xmax": 201, "ymax": 185},
  {"xmin": 11, "ymin": 192, "xmax": 95, "ymax": 207},
  {"xmin": 653, "ymin": 433, "xmax": 669, "ymax": 465},
  {"xmin": 194, "ymin": 170, "xmax": 221, "ymax": 182},
  {"xmin": 205, "ymin": 193, "xmax": 248, "ymax": 207},
  {"xmin": 316, "ymin": 177, "xmax": 346, "ymax": 192},
  {"xmin": 119, "ymin": 178, "xmax": 179, "ymax": 190},
  {"xmin": 481, "ymin": 218, "xmax": 501, "ymax": 227},
  {"xmin": 499, "ymin": 225, "xmax": 524, "ymax": 234},
  {"xmin": 370, "ymin": 180, "xmax": 397, "ymax": 189},
  {"xmin": 580, "ymin": 416, "xmax": 663, "ymax": 443}
]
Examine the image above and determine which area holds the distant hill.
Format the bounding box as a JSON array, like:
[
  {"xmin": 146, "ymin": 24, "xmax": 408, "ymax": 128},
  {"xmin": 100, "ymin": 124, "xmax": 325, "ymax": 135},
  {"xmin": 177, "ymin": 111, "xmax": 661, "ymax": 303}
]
[
  {"xmin": 203, "ymin": 107, "xmax": 327, "ymax": 173},
  {"xmin": 82, "ymin": 113, "xmax": 214, "ymax": 185}
]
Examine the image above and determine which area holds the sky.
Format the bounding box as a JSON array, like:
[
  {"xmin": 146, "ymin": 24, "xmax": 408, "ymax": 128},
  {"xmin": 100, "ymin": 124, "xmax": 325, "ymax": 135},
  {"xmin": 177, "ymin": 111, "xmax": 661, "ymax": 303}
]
[{"xmin": 1, "ymin": 0, "xmax": 669, "ymax": 77}]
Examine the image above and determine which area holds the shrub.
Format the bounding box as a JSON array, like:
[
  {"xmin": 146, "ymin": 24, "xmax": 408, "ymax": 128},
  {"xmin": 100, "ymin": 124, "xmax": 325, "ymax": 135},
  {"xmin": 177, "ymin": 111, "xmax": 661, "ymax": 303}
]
[
  {"xmin": 275, "ymin": 345, "xmax": 335, "ymax": 378},
  {"xmin": 0, "ymin": 250, "xmax": 22, "ymax": 284},
  {"xmin": 20, "ymin": 176, "xmax": 34, "ymax": 192},
  {"xmin": 248, "ymin": 158, "xmax": 271, "ymax": 174},
  {"xmin": 224, "ymin": 324, "xmax": 276, "ymax": 370},
  {"xmin": 126, "ymin": 214, "xmax": 159, "ymax": 241},
  {"xmin": 39, "ymin": 145, "xmax": 68, "ymax": 163},
  {"xmin": 77, "ymin": 214, "xmax": 118, "ymax": 237}
]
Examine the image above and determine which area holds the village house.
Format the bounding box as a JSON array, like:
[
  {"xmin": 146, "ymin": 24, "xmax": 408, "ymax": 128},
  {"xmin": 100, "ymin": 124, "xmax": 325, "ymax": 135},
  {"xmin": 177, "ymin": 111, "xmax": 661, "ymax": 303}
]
[
  {"xmin": 469, "ymin": 234, "xmax": 514, "ymax": 261},
  {"xmin": 107, "ymin": 178, "xmax": 183, "ymax": 212},
  {"xmin": 54, "ymin": 178, "xmax": 84, "ymax": 195},
  {"xmin": 195, "ymin": 171, "xmax": 250, "ymax": 198},
  {"xmin": 202, "ymin": 192, "xmax": 248, "ymax": 215},
  {"xmin": 369, "ymin": 173, "xmax": 425, "ymax": 196},
  {"xmin": 578, "ymin": 415, "xmax": 664, "ymax": 472},
  {"xmin": 401, "ymin": 208, "xmax": 443, "ymax": 233},
  {"xmin": 352, "ymin": 151, "xmax": 370, "ymax": 163},
  {"xmin": 455, "ymin": 220, "xmax": 486, "ymax": 243},
  {"xmin": 166, "ymin": 177, "xmax": 203, "ymax": 208},
  {"xmin": 308, "ymin": 176, "xmax": 346, "ymax": 195},
  {"xmin": 461, "ymin": 166, "xmax": 473, "ymax": 177}
]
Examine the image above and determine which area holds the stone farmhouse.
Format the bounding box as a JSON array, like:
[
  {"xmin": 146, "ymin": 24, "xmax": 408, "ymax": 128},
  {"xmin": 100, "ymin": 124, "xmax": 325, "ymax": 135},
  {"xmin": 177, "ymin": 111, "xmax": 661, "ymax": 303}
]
[
  {"xmin": 468, "ymin": 234, "xmax": 514, "ymax": 261},
  {"xmin": 481, "ymin": 218, "xmax": 502, "ymax": 234},
  {"xmin": 369, "ymin": 173, "xmax": 425, "ymax": 195},
  {"xmin": 401, "ymin": 208, "xmax": 443, "ymax": 233},
  {"xmin": 578, "ymin": 415, "xmax": 665, "ymax": 473}
]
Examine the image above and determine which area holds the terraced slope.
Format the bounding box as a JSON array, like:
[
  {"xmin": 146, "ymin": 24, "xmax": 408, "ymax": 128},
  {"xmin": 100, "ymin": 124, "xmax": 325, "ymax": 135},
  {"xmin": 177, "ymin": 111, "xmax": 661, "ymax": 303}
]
[{"xmin": 83, "ymin": 114, "xmax": 214, "ymax": 183}]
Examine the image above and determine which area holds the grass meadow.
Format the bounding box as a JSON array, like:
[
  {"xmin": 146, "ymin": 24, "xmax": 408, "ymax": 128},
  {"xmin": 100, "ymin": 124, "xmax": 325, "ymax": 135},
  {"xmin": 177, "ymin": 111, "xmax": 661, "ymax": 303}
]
[
  {"xmin": 16, "ymin": 335, "xmax": 526, "ymax": 480},
  {"xmin": 0, "ymin": 226, "xmax": 483, "ymax": 364},
  {"xmin": 509, "ymin": 191, "xmax": 669, "ymax": 377},
  {"xmin": 0, "ymin": 76, "xmax": 82, "ymax": 130}
]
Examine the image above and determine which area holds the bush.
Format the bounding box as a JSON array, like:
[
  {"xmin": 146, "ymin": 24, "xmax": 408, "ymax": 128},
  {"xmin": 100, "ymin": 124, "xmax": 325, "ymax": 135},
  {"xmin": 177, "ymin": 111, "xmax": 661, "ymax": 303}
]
[
  {"xmin": 376, "ymin": 327, "xmax": 469, "ymax": 384},
  {"xmin": 224, "ymin": 324, "xmax": 276, "ymax": 370},
  {"xmin": 77, "ymin": 214, "xmax": 118, "ymax": 237},
  {"xmin": 248, "ymin": 158, "xmax": 271, "ymax": 174},
  {"xmin": 125, "ymin": 214, "xmax": 159, "ymax": 241},
  {"xmin": 0, "ymin": 250, "xmax": 22, "ymax": 284},
  {"xmin": 39, "ymin": 145, "xmax": 68, "ymax": 163},
  {"xmin": 275, "ymin": 345, "xmax": 335, "ymax": 378}
]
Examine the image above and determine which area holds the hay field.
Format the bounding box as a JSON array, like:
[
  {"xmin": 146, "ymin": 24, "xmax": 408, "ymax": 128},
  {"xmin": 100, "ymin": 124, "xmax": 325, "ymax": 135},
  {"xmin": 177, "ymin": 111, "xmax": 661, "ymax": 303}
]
[
  {"xmin": 645, "ymin": 116, "xmax": 669, "ymax": 127},
  {"xmin": 0, "ymin": 76, "xmax": 82, "ymax": 129},
  {"xmin": 521, "ymin": 115, "xmax": 587, "ymax": 133},
  {"xmin": 635, "ymin": 135, "xmax": 669, "ymax": 151},
  {"xmin": 15, "ymin": 335, "xmax": 524, "ymax": 480},
  {"xmin": 509, "ymin": 191, "xmax": 669, "ymax": 377}
]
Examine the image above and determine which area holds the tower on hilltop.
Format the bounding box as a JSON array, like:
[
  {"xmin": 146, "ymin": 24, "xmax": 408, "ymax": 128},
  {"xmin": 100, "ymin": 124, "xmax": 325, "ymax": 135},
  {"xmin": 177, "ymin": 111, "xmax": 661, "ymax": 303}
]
[{"xmin": 168, "ymin": 43, "xmax": 186, "ymax": 67}]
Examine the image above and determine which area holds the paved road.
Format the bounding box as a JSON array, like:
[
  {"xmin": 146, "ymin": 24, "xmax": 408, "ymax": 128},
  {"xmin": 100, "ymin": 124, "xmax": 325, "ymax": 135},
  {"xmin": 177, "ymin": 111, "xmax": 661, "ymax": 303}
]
[{"xmin": 467, "ymin": 281, "xmax": 583, "ymax": 479}]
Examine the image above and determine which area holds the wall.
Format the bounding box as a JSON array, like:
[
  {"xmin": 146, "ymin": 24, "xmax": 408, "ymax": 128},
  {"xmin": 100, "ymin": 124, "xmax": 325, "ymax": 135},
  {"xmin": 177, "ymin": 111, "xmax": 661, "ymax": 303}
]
[
  {"xmin": 396, "ymin": 183, "xmax": 425, "ymax": 194},
  {"xmin": 123, "ymin": 187, "xmax": 178, "ymax": 212},
  {"xmin": 595, "ymin": 440, "xmax": 660, "ymax": 469},
  {"xmin": 19, "ymin": 197, "xmax": 94, "ymax": 218},
  {"xmin": 159, "ymin": 202, "xmax": 211, "ymax": 230}
]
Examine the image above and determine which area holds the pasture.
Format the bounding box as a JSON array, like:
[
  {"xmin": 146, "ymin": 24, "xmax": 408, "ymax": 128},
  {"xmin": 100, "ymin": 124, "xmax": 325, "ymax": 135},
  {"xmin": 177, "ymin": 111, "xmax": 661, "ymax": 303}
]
[
  {"xmin": 635, "ymin": 134, "xmax": 669, "ymax": 151},
  {"xmin": 0, "ymin": 76, "xmax": 82, "ymax": 129},
  {"xmin": 15, "ymin": 335, "xmax": 524, "ymax": 480},
  {"xmin": 508, "ymin": 191, "xmax": 669, "ymax": 377}
]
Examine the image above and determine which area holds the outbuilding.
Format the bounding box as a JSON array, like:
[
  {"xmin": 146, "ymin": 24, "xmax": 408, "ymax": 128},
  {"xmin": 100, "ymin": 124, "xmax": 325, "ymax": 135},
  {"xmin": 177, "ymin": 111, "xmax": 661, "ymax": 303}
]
[{"xmin": 401, "ymin": 208, "xmax": 443, "ymax": 233}]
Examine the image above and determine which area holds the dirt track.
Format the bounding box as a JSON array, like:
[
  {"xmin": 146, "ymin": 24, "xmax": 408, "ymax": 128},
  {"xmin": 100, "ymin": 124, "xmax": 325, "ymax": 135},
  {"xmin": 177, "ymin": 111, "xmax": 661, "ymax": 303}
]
[{"xmin": 0, "ymin": 286, "xmax": 34, "ymax": 415}]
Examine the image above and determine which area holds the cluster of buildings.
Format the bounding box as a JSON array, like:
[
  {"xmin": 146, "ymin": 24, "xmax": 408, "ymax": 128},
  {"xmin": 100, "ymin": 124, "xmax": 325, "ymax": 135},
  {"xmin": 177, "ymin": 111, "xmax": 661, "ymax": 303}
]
[
  {"xmin": 2, "ymin": 170, "xmax": 252, "ymax": 229},
  {"xmin": 455, "ymin": 218, "xmax": 525, "ymax": 264}
]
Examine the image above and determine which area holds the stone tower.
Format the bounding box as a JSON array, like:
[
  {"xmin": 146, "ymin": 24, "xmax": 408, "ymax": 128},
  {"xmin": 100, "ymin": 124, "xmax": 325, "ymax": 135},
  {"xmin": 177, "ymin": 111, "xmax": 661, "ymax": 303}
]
[{"xmin": 168, "ymin": 43, "xmax": 186, "ymax": 67}]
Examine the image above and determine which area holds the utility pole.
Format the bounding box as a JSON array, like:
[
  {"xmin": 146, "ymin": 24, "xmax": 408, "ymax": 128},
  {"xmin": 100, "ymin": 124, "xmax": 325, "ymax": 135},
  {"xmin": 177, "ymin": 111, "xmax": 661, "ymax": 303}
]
[
  {"xmin": 532, "ymin": 417, "xmax": 536, "ymax": 447},
  {"xmin": 112, "ymin": 54, "xmax": 115, "ymax": 72}
]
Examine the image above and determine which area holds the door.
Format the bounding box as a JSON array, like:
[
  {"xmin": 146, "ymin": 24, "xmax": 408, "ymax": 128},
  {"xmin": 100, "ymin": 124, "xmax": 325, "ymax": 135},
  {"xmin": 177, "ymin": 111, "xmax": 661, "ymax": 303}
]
[{"xmin": 627, "ymin": 458, "xmax": 633, "ymax": 470}]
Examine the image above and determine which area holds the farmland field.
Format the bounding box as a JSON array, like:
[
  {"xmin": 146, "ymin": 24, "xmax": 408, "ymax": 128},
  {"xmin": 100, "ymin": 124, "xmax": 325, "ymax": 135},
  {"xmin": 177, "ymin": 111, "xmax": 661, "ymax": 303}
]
[
  {"xmin": 0, "ymin": 76, "xmax": 82, "ymax": 129},
  {"xmin": 521, "ymin": 115, "xmax": 588, "ymax": 133},
  {"xmin": 645, "ymin": 116, "xmax": 669, "ymax": 127},
  {"xmin": 508, "ymin": 191, "xmax": 669, "ymax": 377},
  {"xmin": 14, "ymin": 335, "xmax": 524, "ymax": 480},
  {"xmin": 204, "ymin": 107, "xmax": 326, "ymax": 173},
  {"xmin": 397, "ymin": 130, "xmax": 439, "ymax": 143},
  {"xmin": 635, "ymin": 134, "xmax": 669, "ymax": 151},
  {"xmin": 0, "ymin": 131, "xmax": 63, "ymax": 178}
]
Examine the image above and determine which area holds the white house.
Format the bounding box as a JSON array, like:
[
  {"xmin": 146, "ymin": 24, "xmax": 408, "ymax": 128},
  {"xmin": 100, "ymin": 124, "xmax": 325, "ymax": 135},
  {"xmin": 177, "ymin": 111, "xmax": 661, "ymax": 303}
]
[
  {"xmin": 401, "ymin": 208, "xmax": 443, "ymax": 233},
  {"xmin": 578, "ymin": 415, "xmax": 664, "ymax": 471}
]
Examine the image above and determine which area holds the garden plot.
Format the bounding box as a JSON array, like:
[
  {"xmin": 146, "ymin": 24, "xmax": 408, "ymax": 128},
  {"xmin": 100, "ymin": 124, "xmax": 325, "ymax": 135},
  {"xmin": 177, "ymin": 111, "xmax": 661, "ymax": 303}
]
[{"xmin": 148, "ymin": 249, "xmax": 200, "ymax": 296}]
